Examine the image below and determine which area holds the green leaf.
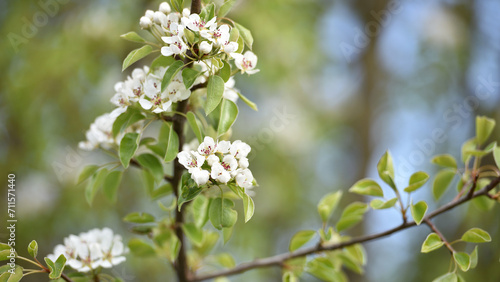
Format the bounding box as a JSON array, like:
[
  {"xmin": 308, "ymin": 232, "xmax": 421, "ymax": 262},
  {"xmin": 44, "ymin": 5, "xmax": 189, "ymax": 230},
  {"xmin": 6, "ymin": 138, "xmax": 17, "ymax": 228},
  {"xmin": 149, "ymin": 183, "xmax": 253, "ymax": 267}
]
[
  {"xmin": 289, "ymin": 230, "xmax": 316, "ymax": 251},
  {"xmin": 229, "ymin": 26, "xmax": 239, "ymax": 43},
  {"xmin": 0, "ymin": 265, "xmax": 23, "ymax": 282},
  {"xmin": 203, "ymin": 3, "xmax": 216, "ymax": 20},
  {"xmin": 77, "ymin": 165, "xmax": 99, "ymax": 184},
  {"xmin": 182, "ymin": 68, "xmax": 202, "ymax": 89},
  {"xmin": 128, "ymin": 238, "xmax": 156, "ymax": 257},
  {"xmin": 336, "ymin": 202, "xmax": 368, "ymax": 232},
  {"xmin": 338, "ymin": 252, "xmax": 364, "ymax": 275},
  {"xmin": 123, "ymin": 212, "xmax": 156, "ymax": 223},
  {"xmin": 151, "ymin": 55, "xmax": 176, "ymax": 70},
  {"xmin": 142, "ymin": 170, "xmax": 155, "ymax": 197},
  {"xmin": 218, "ymin": 0, "xmax": 236, "ymax": 18},
  {"xmin": 461, "ymin": 227, "xmax": 491, "ymax": 243},
  {"xmin": 236, "ymin": 92, "xmax": 258, "ymax": 111},
  {"xmin": 454, "ymin": 252, "xmax": 471, "ymax": 272},
  {"xmin": 345, "ymin": 244, "xmax": 367, "ymax": 266},
  {"xmin": 187, "ymin": 111, "xmax": 204, "ymax": 143},
  {"xmin": 112, "ymin": 107, "xmax": 145, "ymax": 138},
  {"xmin": 120, "ymin": 31, "xmax": 146, "ymax": 43},
  {"xmin": 205, "ymin": 75, "xmax": 225, "ymax": 115},
  {"xmin": 122, "ymin": 45, "xmax": 153, "ymax": 71},
  {"xmin": 209, "ymin": 197, "xmax": 237, "ymax": 230},
  {"xmin": 461, "ymin": 138, "xmax": 476, "ymax": 163},
  {"xmin": 136, "ymin": 153, "xmax": 164, "ymax": 183},
  {"xmin": 178, "ymin": 181, "xmax": 203, "ymax": 210},
  {"xmin": 433, "ymin": 273, "xmax": 458, "ymax": 282},
  {"xmin": 235, "ymin": 22, "xmax": 253, "ymax": 49},
  {"xmin": 370, "ymin": 198, "xmax": 398, "ymax": 210},
  {"xmin": 494, "ymin": 146, "xmax": 500, "ymax": 169},
  {"xmin": 431, "ymin": 154, "xmax": 457, "ymax": 169},
  {"xmin": 164, "ymin": 125, "xmax": 179, "ymax": 162},
  {"xmin": 377, "ymin": 150, "xmax": 397, "ymax": 190},
  {"xmin": 182, "ymin": 223, "xmax": 203, "ymax": 247},
  {"xmin": 223, "ymin": 226, "xmax": 234, "ymax": 244},
  {"xmin": 242, "ymin": 192, "xmax": 255, "ymax": 223},
  {"xmin": 282, "ymin": 272, "xmax": 299, "ymax": 282},
  {"xmin": 192, "ymin": 195, "xmax": 210, "ymax": 228},
  {"xmin": 161, "ymin": 60, "xmax": 184, "ymax": 92},
  {"xmin": 317, "ymin": 191, "xmax": 342, "ymax": 223},
  {"xmin": 421, "ymin": 233, "xmax": 444, "ymax": 253},
  {"xmin": 0, "ymin": 243, "xmax": 14, "ymax": 261},
  {"xmin": 85, "ymin": 168, "xmax": 108, "ymax": 205},
  {"xmin": 219, "ymin": 60, "xmax": 231, "ymax": 82},
  {"xmin": 348, "ymin": 179, "xmax": 384, "ymax": 197},
  {"xmin": 307, "ymin": 257, "xmax": 346, "ymax": 282},
  {"xmin": 217, "ymin": 99, "xmax": 238, "ymax": 137},
  {"xmin": 27, "ymin": 240, "xmax": 38, "ymax": 258},
  {"xmin": 470, "ymin": 246, "xmax": 478, "ymax": 269},
  {"xmin": 44, "ymin": 254, "xmax": 66, "ymax": 279},
  {"xmin": 476, "ymin": 116, "xmax": 496, "ymax": 146},
  {"xmin": 404, "ymin": 171, "xmax": 430, "ymax": 192},
  {"xmin": 410, "ymin": 200, "xmax": 427, "ymax": 225},
  {"xmin": 432, "ymin": 169, "xmax": 455, "ymax": 200},
  {"xmin": 119, "ymin": 132, "xmax": 140, "ymax": 168},
  {"xmin": 214, "ymin": 253, "xmax": 236, "ymax": 268},
  {"xmin": 170, "ymin": 0, "xmax": 184, "ymax": 13},
  {"xmin": 103, "ymin": 170, "xmax": 123, "ymax": 203},
  {"xmin": 151, "ymin": 183, "xmax": 173, "ymax": 200}
]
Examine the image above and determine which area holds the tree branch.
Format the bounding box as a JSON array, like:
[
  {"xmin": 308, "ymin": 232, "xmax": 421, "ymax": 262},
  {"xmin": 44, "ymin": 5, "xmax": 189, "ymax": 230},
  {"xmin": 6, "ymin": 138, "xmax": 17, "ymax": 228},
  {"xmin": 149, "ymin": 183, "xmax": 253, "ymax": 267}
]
[{"xmin": 192, "ymin": 176, "xmax": 500, "ymax": 281}]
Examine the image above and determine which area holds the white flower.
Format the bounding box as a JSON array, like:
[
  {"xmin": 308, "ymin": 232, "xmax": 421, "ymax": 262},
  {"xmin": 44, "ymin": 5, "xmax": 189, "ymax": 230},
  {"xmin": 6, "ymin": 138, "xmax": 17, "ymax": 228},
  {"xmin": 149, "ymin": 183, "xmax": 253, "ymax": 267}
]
[
  {"xmin": 140, "ymin": 16, "xmax": 152, "ymax": 29},
  {"xmin": 182, "ymin": 138, "xmax": 199, "ymax": 152},
  {"xmin": 161, "ymin": 35, "xmax": 187, "ymax": 57},
  {"xmin": 230, "ymin": 140, "xmax": 251, "ymax": 159},
  {"xmin": 182, "ymin": 14, "xmax": 214, "ymax": 32},
  {"xmin": 166, "ymin": 80, "xmax": 190, "ymax": 102},
  {"xmin": 159, "ymin": 2, "xmax": 171, "ymax": 14},
  {"xmin": 220, "ymin": 155, "xmax": 238, "ymax": 173},
  {"xmin": 223, "ymin": 77, "xmax": 239, "ymax": 103},
  {"xmin": 199, "ymin": 41, "xmax": 213, "ymax": 54},
  {"xmin": 206, "ymin": 155, "xmax": 220, "ymax": 166},
  {"xmin": 139, "ymin": 75, "xmax": 172, "ymax": 113},
  {"xmin": 153, "ymin": 11, "xmax": 168, "ymax": 26},
  {"xmin": 216, "ymin": 140, "xmax": 231, "ymax": 154},
  {"xmin": 182, "ymin": 8, "xmax": 191, "ymax": 18},
  {"xmin": 231, "ymin": 51, "xmax": 260, "ymax": 74},
  {"xmin": 236, "ymin": 169, "xmax": 254, "ymax": 189},
  {"xmin": 211, "ymin": 162, "xmax": 231, "ymax": 184},
  {"xmin": 198, "ymin": 136, "xmax": 216, "ymax": 156},
  {"xmin": 190, "ymin": 167, "xmax": 210, "ymax": 186},
  {"xmin": 238, "ymin": 157, "xmax": 249, "ymax": 169},
  {"xmin": 178, "ymin": 151, "xmax": 205, "ymax": 171},
  {"xmin": 221, "ymin": 41, "xmax": 238, "ymax": 54},
  {"xmin": 161, "ymin": 13, "xmax": 180, "ymax": 31},
  {"xmin": 202, "ymin": 24, "xmax": 230, "ymax": 46},
  {"xmin": 145, "ymin": 10, "xmax": 155, "ymax": 20},
  {"xmin": 78, "ymin": 107, "xmax": 127, "ymax": 151}
]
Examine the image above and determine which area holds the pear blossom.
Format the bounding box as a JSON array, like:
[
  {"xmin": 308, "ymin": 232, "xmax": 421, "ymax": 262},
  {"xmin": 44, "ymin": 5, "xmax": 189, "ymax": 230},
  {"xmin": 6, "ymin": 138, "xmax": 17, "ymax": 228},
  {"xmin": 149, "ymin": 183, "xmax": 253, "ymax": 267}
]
[
  {"xmin": 230, "ymin": 140, "xmax": 251, "ymax": 159},
  {"xmin": 161, "ymin": 35, "xmax": 188, "ymax": 57},
  {"xmin": 47, "ymin": 228, "xmax": 127, "ymax": 273},
  {"xmin": 178, "ymin": 151, "xmax": 205, "ymax": 172},
  {"xmin": 159, "ymin": 2, "xmax": 171, "ymax": 14},
  {"xmin": 182, "ymin": 14, "xmax": 215, "ymax": 32},
  {"xmin": 231, "ymin": 51, "xmax": 260, "ymax": 74},
  {"xmin": 223, "ymin": 77, "xmax": 239, "ymax": 103},
  {"xmin": 200, "ymin": 41, "xmax": 213, "ymax": 54},
  {"xmin": 216, "ymin": 140, "xmax": 231, "ymax": 154},
  {"xmin": 221, "ymin": 41, "xmax": 239, "ymax": 54},
  {"xmin": 190, "ymin": 167, "xmax": 210, "ymax": 186},
  {"xmin": 198, "ymin": 136, "xmax": 217, "ymax": 157},
  {"xmin": 139, "ymin": 76, "xmax": 172, "ymax": 113},
  {"xmin": 236, "ymin": 169, "xmax": 254, "ymax": 189},
  {"xmin": 182, "ymin": 8, "xmax": 191, "ymax": 18},
  {"xmin": 211, "ymin": 162, "xmax": 231, "ymax": 184},
  {"xmin": 78, "ymin": 107, "xmax": 127, "ymax": 151},
  {"xmin": 140, "ymin": 16, "xmax": 152, "ymax": 29},
  {"xmin": 203, "ymin": 24, "xmax": 230, "ymax": 46}
]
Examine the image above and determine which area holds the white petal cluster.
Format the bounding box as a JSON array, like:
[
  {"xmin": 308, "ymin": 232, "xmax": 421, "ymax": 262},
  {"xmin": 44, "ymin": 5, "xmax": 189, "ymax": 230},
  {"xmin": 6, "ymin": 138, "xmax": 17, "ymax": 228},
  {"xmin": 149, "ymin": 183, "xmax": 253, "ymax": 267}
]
[
  {"xmin": 78, "ymin": 107, "xmax": 130, "ymax": 151},
  {"xmin": 139, "ymin": 3, "xmax": 258, "ymax": 74},
  {"xmin": 177, "ymin": 137, "xmax": 254, "ymax": 189},
  {"xmin": 47, "ymin": 228, "xmax": 127, "ymax": 273}
]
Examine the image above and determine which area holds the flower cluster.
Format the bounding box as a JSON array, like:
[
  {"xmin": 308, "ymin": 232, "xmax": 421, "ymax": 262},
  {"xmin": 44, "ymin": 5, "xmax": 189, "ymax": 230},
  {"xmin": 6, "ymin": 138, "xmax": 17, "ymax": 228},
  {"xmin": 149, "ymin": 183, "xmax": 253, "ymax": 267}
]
[
  {"xmin": 139, "ymin": 2, "xmax": 259, "ymax": 74},
  {"xmin": 78, "ymin": 107, "xmax": 128, "ymax": 151},
  {"xmin": 178, "ymin": 137, "xmax": 255, "ymax": 189},
  {"xmin": 47, "ymin": 228, "xmax": 127, "ymax": 273}
]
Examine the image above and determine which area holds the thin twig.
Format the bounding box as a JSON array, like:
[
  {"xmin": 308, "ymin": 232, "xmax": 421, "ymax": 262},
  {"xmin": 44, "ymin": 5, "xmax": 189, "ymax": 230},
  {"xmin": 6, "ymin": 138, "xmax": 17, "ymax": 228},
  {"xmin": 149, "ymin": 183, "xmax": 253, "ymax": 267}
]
[{"xmin": 424, "ymin": 219, "xmax": 454, "ymax": 253}]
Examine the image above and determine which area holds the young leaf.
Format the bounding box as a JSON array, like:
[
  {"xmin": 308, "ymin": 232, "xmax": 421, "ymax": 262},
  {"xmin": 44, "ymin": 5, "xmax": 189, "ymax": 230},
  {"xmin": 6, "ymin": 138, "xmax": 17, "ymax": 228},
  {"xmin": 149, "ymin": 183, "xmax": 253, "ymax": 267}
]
[
  {"xmin": 317, "ymin": 191, "xmax": 342, "ymax": 223},
  {"xmin": 151, "ymin": 183, "xmax": 173, "ymax": 200},
  {"xmin": 182, "ymin": 223, "xmax": 203, "ymax": 247},
  {"xmin": 187, "ymin": 111, "xmax": 204, "ymax": 143},
  {"xmin": 432, "ymin": 273, "xmax": 458, "ymax": 282},
  {"xmin": 432, "ymin": 169, "xmax": 455, "ymax": 200},
  {"xmin": 164, "ymin": 125, "xmax": 179, "ymax": 162},
  {"xmin": 122, "ymin": 45, "xmax": 153, "ymax": 71},
  {"xmin": 205, "ymin": 75, "xmax": 225, "ymax": 115},
  {"xmin": 182, "ymin": 68, "xmax": 202, "ymax": 89},
  {"xmin": 192, "ymin": 195, "xmax": 210, "ymax": 228},
  {"xmin": 348, "ymin": 179, "xmax": 383, "ymax": 197},
  {"xmin": 217, "ymin": 99, "xmax": 239, "ymax": 137},
  {"xmin": 306, "ymin": 257, "xmax": 346, "ymax": 282},
  {"xmin": 219, "ymin": 60, "xmax": 231, "ymax": 82},
  {"xmin": 470, "ymin": 246, "xmax": 478, "ymax": 269},
  {"xmin": 0, "ymin": 265, "xmax": 23, "ymax": 282},
  {"xmin": 241, "ymin": 192, "xmax": 255, "ymax": 222},
  {"xmin": 421, "ymin": 233, "xmax": 444, "ymax": 253},
  {"xmin": 289, "ymin": 230, "xmax": 316, "ymax": 252},
  {"xmin": 203, "ymin": 3, "xmax": 216, "ymax": 20},
  {"xmin": 209, "ymin": 197, "xmax": 237, "ymax": 230},
  {"xmin": 377, "ymin": 150, "xmax": 397, "ymax": 190},
  {"xmin": 178, "ymin": 183, "xmax": 203, "ymax": 210},
  {"xmin": 123, "ymin": 212, "xmax": 156, "ymax": 223},
  {"xmin": 44, "ymin": 254, "xmax": 66, "ymax": 279},
  {"xmin": 336, "ymin": 202, "xmax": 368, "ymax": 232},
  {"xmin": 0, "ymin": 243, "xmax": 14, "ymax": 261},
  {"xmin": 461, "ymin": 138, "xmax": 476, "ymax": 163},
  {"xmin": 476, "ymin": 116, "xmax": 496, "ymax": 146},
  {"xmin": 161, "ymin": 60, "xmax": 184, "ymax": 92},
  {"xmin": 494, "ymin": 146, "xmax": 500, "ymax": 169},
  {"xmin": 283, "ymin": 272, "xmax": 299, "ymax": 282},
  {"xmin": 171, "ymin": 0, "xmax": 184, "ymax": 13},
  {"xmin": 136, "ymin": 153, "xmax": 164, "ymax": 183},
  {"xmin": 431, "ymin": 154, "xmax": 457, "ymax": 169},
  {"xmin": 410, "ymin": 200, "xmax": 428, "ymax": 225},
  {"xmin": 218, "ymin": 0, "xmax": 236, "ymax": 18},
  {"xmin": 120, "ymin": 31, "xmax": 146, "ymax": 43},
  {"xmin": 214, "ymin": 253, "xmax": 236, "ymax": 268},
  {"xmin": 77, "ymin": 165, "xmax": 99, "ymax": 184},
  {"xmin": 223, "ymin": 226, "xmax": 234, "ymax": 244},
  {"xmin": 85, "ymin": 168, "xmax": 108, "ymax": 205},
  {"xmin": 112, "ymin": 107, "xmax": 145, "ymax": 138},
  {"xmin": 128, "ymin": 238, "xmax": 156, "ymax": 257},
  {"xmin": 235, "ymin": 22, "xmax": 253, "ymax": 49},
  {"xmin": 142, "ymin": 170, "xmax": 155, "ymax": 197},
  {"xmin": 27, "ymin": 240, "xmax": 38, "ymax": 258},
  {"xmin": 404, "ymin": 171, "xmax": 430, "ymax": 192},
  {"xmin": 370, "ymin": 198, "xmax": 398, "ymax": 210},
  {"xmin": 151, "ymin": 55, "xmax": 176, "ymax": 70},
  {"xmin": 119, "ymin": 132, "xmax": 140, "ymax": 168},
  {"xmin": 103, "ymin": 170, "xmax": 123, "ymax": 203},
  {"xmin": 236, "ymin": 92, "xmax": 258, "ymax": 111},
  {"xmin": 453, "ymin": 252, "xmax": 471, "ymax": 272},
  {"xmin": 461, "ymin": 227, "xmax": 491, "ymax": 243}
]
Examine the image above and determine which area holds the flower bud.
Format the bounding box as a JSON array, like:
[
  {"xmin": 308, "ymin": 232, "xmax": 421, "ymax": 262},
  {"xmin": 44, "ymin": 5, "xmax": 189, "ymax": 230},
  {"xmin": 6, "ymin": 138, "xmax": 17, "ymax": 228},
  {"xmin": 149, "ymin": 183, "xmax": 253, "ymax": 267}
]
[
  {"xmin": 200, "ymin": 41, "xmax": 213, "ymax": 54},
  {"xmin": 182, "ymin": 8, "xmax": 191, "ymax": 18},
  {"xmin": 153, "ymin": 11, "xmax": 167, "ymax": 25},
  {"xmin": 140, "ymin": 16, "xmax": 152, "ymax": 29},
  {"xmin": 145, "ymin": 9, "xmax": 155, "ymax": 19},
  {"xmin": 159, "ymin": 2, "xmax": 171, "ymax": 14}
]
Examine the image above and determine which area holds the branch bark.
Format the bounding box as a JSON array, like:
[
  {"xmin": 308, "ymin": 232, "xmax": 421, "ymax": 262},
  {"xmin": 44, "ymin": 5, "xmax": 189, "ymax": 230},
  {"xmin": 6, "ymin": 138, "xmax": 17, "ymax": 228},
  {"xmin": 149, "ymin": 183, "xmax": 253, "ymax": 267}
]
[{"xmin": 192, "ymin": 176, "xmax": 500, "ymax": 281}]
